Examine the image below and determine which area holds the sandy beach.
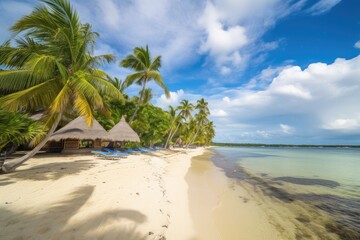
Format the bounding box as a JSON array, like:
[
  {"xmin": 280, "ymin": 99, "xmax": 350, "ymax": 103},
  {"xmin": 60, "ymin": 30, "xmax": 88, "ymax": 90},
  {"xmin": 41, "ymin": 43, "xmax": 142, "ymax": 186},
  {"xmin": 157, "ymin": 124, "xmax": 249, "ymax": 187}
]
[{"xmin": 0, "ymin": 148, "xmax": 291, "ymax": 240}]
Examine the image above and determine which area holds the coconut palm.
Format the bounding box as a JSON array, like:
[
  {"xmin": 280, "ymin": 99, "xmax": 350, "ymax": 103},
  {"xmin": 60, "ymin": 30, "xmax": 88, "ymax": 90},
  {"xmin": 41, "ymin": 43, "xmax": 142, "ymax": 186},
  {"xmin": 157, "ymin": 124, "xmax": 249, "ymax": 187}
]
[
  {"xmin": 120, "ymin": 45, "xmax": 170, "ymax": 123},
  {"xmin": 140, "ymin": 88, "xmax": 155, "ymax": 105},
  {"xmin": 186, "ymin": 98, "xmax": 210, "ymax": 148},
  {"xmin": 186, "ymin": 111, "xmax": 208, "ymax": 148},
  {"xmin": 109, "ymin": 77, "xmax": 128, "ymax": 94},
  {"xmin": 165, "ymin": 99, "xmax": 194, "ymax": 148},
  {"xmin": 164, "ymin": 106, "xmax": 178, "ymax": 147},
  {"xmin": 196, "ymin": 98, "xmax": 210, "ymax": 115},
  {"xmin": 204, "ymin": 121, "xmax": 215, "ymax": 145},
  {"xmin": 0, "ymin": 0, "xmax": 123, "ymax": 172}
]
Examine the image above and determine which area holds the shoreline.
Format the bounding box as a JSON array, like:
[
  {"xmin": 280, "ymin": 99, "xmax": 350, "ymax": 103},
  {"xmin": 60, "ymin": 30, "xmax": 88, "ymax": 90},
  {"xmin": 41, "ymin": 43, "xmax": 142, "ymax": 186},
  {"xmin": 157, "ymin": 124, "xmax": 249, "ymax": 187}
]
[
  {"xmin": 186, "ymin": 149, "xmax": 291, "ymax": 240},
  {"xmin": 2, "ymin": 147, "xmax": 344, "ymax": 240}
]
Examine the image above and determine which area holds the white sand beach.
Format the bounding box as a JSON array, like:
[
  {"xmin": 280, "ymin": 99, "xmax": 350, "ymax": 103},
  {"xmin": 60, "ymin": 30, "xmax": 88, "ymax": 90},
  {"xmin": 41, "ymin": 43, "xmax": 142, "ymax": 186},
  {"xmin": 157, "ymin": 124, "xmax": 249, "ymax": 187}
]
[{"xmin": 0, "ymin": 148, "xmax": 291, "ymax": 240}]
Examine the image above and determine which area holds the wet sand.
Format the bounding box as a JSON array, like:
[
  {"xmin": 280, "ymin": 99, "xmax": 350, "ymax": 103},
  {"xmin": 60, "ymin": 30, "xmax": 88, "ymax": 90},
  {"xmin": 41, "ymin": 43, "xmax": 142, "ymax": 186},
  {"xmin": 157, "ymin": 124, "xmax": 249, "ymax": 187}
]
[{"xmin": 186, "ymin": 150, "xmax": 295, "ymax": 240}]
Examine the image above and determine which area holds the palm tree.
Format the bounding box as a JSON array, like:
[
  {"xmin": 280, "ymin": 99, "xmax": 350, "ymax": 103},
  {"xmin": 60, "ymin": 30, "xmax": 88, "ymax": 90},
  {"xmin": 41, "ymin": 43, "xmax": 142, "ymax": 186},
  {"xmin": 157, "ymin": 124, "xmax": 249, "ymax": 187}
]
[
  {"xmin": 109, "ymin": 77, "xmax": 128, "ymax": 94},
  {"xmin": 120, "ymin": 46, "xmax": 170, "ymax": 123},
  {"xmin": 187, "ymin": 111, "xmax": 208, "ymax": 148},
  {"xmin": 165, "ymin": 100, "xmax": 194, "ymax": 148},
  {"xmin": 196, "ymin": 98, "xmax": 210, "ymax": 115},
  {"xmin": 140, "ymin": 88, "xmax": 155, "ymax": 105},
  {"xmin": 186, "ymin": 99, "xmax": 210, "ymax": 148},
  {"xmin": 164, "ymin": 105, "xmax": 179, "ymax": 148},
  {"xmin": 0, "ymin": 0, "xmax": 123, "ymax": 172},
  {"xmin": 204, "ymin": 121, "xmax": 215, "ymax": 145}
]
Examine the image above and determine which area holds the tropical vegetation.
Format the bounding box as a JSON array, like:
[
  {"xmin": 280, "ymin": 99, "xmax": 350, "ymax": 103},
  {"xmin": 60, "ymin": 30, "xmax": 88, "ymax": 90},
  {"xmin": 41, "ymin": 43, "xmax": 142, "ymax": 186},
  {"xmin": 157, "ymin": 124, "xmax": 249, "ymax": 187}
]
[{"xmin": 0, "ymin": 0, "xmax": 215, "ymax": 173}]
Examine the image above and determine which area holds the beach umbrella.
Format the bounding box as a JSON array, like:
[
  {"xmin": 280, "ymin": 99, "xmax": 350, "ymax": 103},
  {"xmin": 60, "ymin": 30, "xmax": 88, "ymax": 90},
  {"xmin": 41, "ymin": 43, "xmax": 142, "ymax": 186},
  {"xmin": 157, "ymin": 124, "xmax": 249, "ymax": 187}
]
[
  {"xmin": 107, "ymin": 117, "xmax": 140, "ymax": 142},
  {"xmin": 49, "ymin": 116, "xmax": 109, "ymax": 141}
]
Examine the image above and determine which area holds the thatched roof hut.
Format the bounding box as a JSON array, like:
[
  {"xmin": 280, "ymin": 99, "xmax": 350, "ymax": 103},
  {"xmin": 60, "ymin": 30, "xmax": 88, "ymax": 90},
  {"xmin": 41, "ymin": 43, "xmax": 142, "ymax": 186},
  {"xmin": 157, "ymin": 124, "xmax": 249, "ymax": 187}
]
[
  {"xmin": 49, "ymin": 116, "xmax": 109, "ymax": 141},
  {"xmin": 108, "ymin": 117, "xmax": 140, "ymax": 142}
]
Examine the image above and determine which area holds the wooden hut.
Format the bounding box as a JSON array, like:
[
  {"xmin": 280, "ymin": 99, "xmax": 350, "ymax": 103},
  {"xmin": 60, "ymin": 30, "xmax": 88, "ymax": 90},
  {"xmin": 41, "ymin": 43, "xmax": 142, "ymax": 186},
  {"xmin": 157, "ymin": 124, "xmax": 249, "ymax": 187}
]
[
  {"xmin": 107, "ymin": 117, "xmax": 140, "ymax": 146},
  {"xmin": 48, "ymin": 116, "xmax": 109, "ymax": 152}
]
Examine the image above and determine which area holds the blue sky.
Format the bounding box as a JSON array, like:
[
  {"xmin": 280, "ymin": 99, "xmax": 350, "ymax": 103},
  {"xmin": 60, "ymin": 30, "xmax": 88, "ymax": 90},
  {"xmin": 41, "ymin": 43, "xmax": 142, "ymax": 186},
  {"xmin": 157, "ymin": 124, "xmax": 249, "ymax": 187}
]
[{"xmin": 1, "ymin": 0, "xmax": 360, "ymax": 144}]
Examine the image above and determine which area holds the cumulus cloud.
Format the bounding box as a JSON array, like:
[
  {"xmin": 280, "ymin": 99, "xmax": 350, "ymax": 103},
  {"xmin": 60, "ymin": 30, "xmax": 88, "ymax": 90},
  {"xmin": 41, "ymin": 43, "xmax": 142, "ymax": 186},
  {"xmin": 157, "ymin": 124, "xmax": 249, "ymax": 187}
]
[
  {"xmin": 204, "ymin": 55, "xmax": 360, "ymax": 143},
  {"xmin": 211, "ymin": 109, "xmax": 228, "ymax": 117},
  {"xmin": 154, "ymin": 89, "xmax": 185, "ymax": 109},
  {"xmin": 322, "ymin": 118, "xmax": 360, "ymax": 132},
  {"xmin": 1, "ymin": 0, "xmax": 309, "ymax": 76},
  {"xmin": 354, "ymin": 40, "xmax": 360, "ymax": 49},
  {"xmin": 73, "ymin": 0, "xmax": 204, "ymax": 71},
  {"xmin": 280, "ymin": 124, "xmax": 295, "ymax": 134},
  {"xmin": 307, "ymin": 0, "xmax": 342, "ymax": 15},
  {"xmin": 198, "ymin": 2, "xmax": 248, "ymax": 67}
]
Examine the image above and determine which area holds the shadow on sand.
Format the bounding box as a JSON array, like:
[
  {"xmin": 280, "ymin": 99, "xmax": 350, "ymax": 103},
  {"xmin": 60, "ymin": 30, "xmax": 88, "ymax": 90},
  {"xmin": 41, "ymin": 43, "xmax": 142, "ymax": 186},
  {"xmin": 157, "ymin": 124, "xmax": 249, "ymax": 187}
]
[
  {"xmin": 1, "ymin": 160, "xmax": 96, "ymax": 182},
  {"xmin": 0, "ymin": 186, "xmax": 148, "ymax": 240}
]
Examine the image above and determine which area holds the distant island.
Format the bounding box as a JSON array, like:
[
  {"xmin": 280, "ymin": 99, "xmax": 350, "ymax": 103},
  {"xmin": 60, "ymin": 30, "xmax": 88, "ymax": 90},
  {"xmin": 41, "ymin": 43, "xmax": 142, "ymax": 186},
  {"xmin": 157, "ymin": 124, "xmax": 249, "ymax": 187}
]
[{"xmin": 211, "ymin": 142, "xmax": 360, "ymax": 148}]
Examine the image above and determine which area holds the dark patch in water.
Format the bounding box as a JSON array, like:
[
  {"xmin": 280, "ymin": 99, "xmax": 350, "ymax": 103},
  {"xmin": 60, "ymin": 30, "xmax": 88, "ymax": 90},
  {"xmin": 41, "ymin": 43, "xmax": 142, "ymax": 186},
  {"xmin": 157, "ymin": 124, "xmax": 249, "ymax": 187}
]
[
  {"xmin": 273, "ymin": 176, "xmax": 340, "ymax": 188},
  {"xmin": 260, "ymin": 173, "xmax": 268, "ymax": 177},
  {"xmin": 295, "ymin": 216, "xmax": 310, "ymax": 223},
  {"xmin": 210, "ymin": 150, "xmax": 360, "ymax": 239},
  {"xmin": 295, "ymin": 232, "xmax": 311, "ymax": 240},
  {"xmin": 325, "ymin": 222, "xmax": 360, "ymax": 240}
]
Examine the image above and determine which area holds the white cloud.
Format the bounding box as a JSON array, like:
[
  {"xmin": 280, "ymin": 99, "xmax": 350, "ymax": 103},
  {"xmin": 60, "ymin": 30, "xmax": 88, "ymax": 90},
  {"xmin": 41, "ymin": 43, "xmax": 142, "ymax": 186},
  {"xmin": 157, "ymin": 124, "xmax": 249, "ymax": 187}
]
[
  {"xmin": 198, "ymin": 2, "xmax": 248, "ymax": 67},
  {"xmin": 354, "ymin": 40, "xmax": 360, "ymax": 49},
  {"xmin": 211, "ymin": 109, "xmax": 228, "ymax": 117},
  {"xmin": 220, "ymin": 67, "xmax": 231, "ymax": 75},
  {"xmin": 1, "ymin": 0, "xmax": 308, "ymax": 75},
  {"xmin": 205, "ymin": 55, "xmax": 360, "ymax": 143},
  {"xmin": 154, "ymin": 89, "xmax": 185, "ymax": 109},
  {"xmin": 73, "ymin": 0, "xmax": 204, "ymax": 71},
  {"xmin": 257, "ymin": 130, "xmax": 271, "ymax": 138},
  {"xmin": 307, "ymin": 0, "xmax": 342, "ymax": 15},
  {"xmin": 322, "ymin": 117, "xmax": 360, "ymax": 132},
  {"xmin": 280, "ymin": 124, "xmax": 295, "ymax": 134}
]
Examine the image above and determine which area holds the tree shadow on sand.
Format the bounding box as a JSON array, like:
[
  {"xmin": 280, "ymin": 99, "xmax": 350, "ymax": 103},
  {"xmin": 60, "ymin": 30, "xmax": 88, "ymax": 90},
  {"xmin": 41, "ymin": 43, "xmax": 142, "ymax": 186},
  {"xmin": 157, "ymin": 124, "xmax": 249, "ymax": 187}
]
[
  {"xmin": 0, "ymin": 186, "xmax": 148, "ymax": 240},
  {"xmin": 1, "ymin": 160, "xmax": 96, "ymax": 182}
]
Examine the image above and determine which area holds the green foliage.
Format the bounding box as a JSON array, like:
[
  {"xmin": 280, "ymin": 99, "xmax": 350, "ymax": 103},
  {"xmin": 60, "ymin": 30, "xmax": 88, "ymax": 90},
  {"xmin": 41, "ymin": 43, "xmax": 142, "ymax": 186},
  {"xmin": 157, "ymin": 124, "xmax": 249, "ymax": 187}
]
[
  {"xmin": 95, "ymin": 99, "xmax": 136, "ymax": 131},
  {"xmin": 131, "ymin": 105, "xmax": 171, "ymax": 146},
  {"xmin": 0, "ymin": 0, "xmax": 124, "ymax": 129},
  {"xmin": 0, "ymin": 109, "xmax": 46, "ymax": 150}
]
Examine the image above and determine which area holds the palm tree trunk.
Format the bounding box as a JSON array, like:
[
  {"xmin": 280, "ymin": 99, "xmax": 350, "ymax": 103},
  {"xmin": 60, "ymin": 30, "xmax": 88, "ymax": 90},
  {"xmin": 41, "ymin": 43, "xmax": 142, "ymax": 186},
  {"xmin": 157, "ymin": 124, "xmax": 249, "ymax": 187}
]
[
  {"xmin": 164, "ymin": 117, "xmax": 178, "ymax": 148},
  {"xmin": 129, "ymin": 80, "xmax": 147, "ymax": 123},
  {"xmin": 166, "ymin": 122, "xmax": 181, "ymax": 148},
  {"xmin": 187, "ymin": 127, "xmax": 200, "ymax": 148},
  {"xmin": 1, "ymin": 113, "xmax": 62, "ymax": 173},
  {"xmin": 164, "ymin": 126, "xmax": 174, "ymax": 148}
]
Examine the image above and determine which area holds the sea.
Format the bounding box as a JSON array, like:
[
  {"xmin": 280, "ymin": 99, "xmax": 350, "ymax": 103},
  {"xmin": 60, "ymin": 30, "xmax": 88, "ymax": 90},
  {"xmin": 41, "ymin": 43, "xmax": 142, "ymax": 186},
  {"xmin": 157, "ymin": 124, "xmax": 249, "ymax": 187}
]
[{"xmin": 210, "ymin": 146, "xmax": 360, "ymax": 239}]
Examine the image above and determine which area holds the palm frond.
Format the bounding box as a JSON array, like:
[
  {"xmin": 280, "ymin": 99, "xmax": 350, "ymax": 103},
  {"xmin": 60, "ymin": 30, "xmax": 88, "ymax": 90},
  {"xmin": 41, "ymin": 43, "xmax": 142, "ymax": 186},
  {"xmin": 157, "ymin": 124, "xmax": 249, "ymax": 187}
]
[
  {"xmin": 148, "ymin": 71, "xmax": 170, "ymax": 97},
  {"xmin": 125, "ymin": 72, "xmax": 146, "ymax": 86},
  {"xmin": 70, "ymin": 72, "xmax": 104, "ymax": 109},
  {"xmin": 74, "ymin": 92, "xmax": 94, "ymax": 126},
  {"xmin": 0, "ymin": 79, "xmax": 60, "ymax": 111},
  {"xmin": 48, "ymin": 82, "xmax": 71, "ymax": 114}
]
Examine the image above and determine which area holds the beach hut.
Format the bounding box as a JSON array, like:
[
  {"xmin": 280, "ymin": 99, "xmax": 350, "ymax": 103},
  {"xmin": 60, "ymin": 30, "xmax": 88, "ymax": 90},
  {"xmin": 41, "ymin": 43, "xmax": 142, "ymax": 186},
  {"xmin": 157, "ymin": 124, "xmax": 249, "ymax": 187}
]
[
  {"xmin": 107, "ymin": 117, "xmax": 140, "ymax": 145},
  {"xmin": 49, "ymin": 116, "xmax": 109, "ymax": 152}
]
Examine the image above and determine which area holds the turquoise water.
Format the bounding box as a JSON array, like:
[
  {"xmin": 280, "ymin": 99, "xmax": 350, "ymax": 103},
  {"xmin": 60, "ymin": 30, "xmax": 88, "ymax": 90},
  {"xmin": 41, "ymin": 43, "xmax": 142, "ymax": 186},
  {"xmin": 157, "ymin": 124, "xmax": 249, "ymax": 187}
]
[{"xmin": 211, "ymin": 146, "xmax": 360, "ymax": 239}]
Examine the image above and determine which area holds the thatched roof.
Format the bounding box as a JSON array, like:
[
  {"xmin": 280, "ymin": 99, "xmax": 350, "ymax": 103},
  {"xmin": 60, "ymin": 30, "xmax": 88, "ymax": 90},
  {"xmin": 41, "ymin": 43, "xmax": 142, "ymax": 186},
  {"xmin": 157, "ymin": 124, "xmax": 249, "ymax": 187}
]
[
  {"xmin": 49, "ymin": 116, "xmax": 109, "ymax": 141},
  {"xmin": 108, "ymin": 117, "xmax": 140, "ymax": 142}
]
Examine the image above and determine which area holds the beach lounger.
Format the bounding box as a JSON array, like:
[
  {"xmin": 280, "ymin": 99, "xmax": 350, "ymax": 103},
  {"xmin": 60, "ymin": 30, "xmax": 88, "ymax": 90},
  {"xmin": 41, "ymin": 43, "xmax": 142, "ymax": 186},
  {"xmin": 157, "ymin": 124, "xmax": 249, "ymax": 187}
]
[
  {"xmin": 133, "ymin": 147, "xmax": 150, "ymax": 153},
  {"xmin": 91, "ymin": 150, "xmax": 126, "ymax": 159},
  {"xmin": 122, "ymin": 148, "xmax": 140, "ymax": 154},
  {"xmin": 103, "ymin": 148, "xmax": 129, "ymax": 157}
]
